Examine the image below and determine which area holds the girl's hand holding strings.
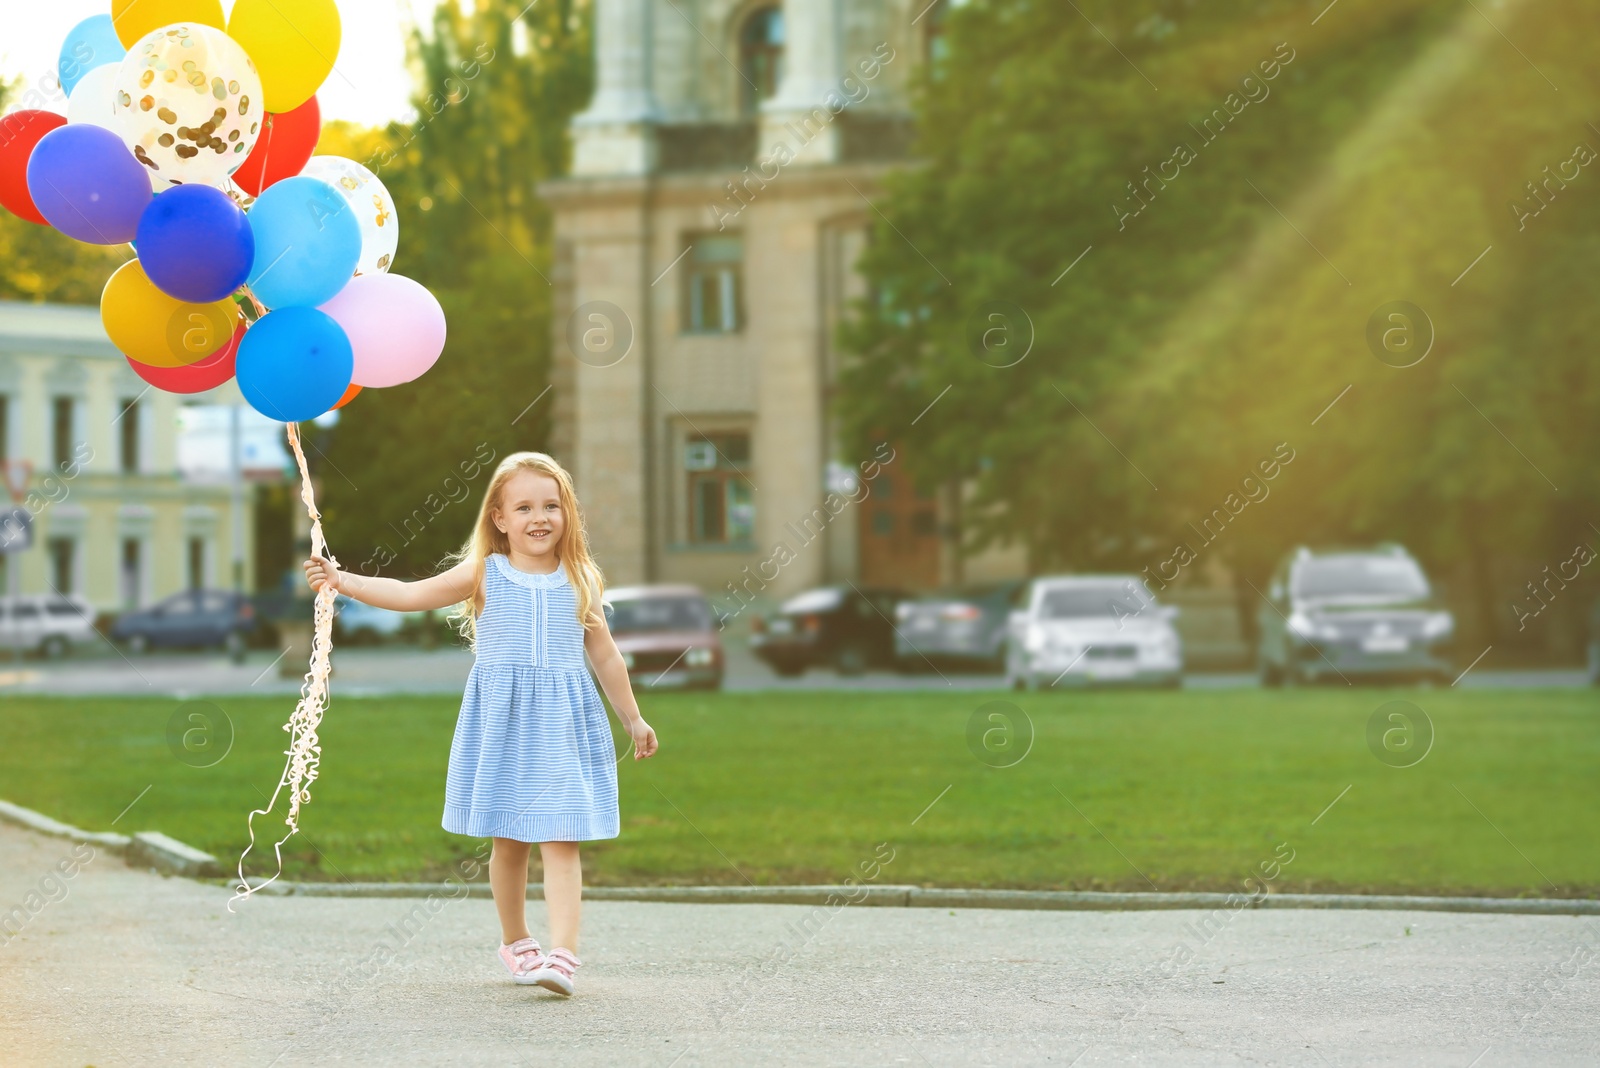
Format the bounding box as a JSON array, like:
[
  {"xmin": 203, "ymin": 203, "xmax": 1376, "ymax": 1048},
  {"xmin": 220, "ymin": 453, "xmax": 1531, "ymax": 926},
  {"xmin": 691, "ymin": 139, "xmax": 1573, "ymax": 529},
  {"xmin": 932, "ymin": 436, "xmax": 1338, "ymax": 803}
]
[{"xmin": 303, "ymin": 555, "xmax": 342, "ymax": 595}]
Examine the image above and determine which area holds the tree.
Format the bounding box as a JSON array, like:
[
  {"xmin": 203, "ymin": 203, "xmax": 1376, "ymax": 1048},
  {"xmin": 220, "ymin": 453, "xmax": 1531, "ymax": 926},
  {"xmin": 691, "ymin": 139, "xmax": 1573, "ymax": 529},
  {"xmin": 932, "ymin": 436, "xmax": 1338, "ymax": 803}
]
[
  {"xmin": 837, "ymin": 0, "xmax": 1599, "ymax": 646},
  {"xmin": 318, "ymin": 0, "xmax": 593, "ymax": 580}
]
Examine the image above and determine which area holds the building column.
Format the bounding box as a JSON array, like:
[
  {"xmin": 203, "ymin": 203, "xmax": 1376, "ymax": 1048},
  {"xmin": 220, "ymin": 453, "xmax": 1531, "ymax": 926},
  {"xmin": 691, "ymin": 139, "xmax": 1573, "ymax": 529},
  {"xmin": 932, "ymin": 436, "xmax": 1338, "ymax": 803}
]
[
  {"xmin": 571, "ymin": 0, "xmax": 661, "ymax": 176},
  {"xmin": 760, "ymin": 0, "xmax": 843, "ymax": 165},
  {"xmin": 563, "ymin": 200, "xmax": 653, "ymax": 586}
]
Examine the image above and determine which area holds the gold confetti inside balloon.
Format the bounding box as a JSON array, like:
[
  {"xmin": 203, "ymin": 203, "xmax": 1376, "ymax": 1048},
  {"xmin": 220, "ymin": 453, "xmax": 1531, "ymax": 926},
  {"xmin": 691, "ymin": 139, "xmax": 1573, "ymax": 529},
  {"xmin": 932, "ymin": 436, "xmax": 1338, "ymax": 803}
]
[
  {"xmin": 111, "ymin": 24, "xmax": 264, "ymax": 189},
  {"xmin": 300, "ymin": 156, "xmax": 400, "ymax": 276}
]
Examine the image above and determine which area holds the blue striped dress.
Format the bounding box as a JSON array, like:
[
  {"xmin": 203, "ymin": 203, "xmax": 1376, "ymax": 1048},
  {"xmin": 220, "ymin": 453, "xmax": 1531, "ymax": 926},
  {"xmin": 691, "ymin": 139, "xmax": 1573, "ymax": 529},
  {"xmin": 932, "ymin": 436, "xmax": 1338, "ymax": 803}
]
[{"xmin": 442, "ymin": 553, "xmax": 620, "ymax": 842}]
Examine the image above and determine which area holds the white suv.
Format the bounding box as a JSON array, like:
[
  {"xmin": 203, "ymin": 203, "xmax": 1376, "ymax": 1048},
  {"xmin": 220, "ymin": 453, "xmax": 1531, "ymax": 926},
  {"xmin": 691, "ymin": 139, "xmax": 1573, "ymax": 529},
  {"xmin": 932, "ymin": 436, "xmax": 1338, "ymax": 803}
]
[
  {"xmin": 1006, "ymin": 576, "xmax": 1183, "ymax": 690},
  {"xmin": 0, "ymin": 595, "xmax": 99, "ymax": 658}
]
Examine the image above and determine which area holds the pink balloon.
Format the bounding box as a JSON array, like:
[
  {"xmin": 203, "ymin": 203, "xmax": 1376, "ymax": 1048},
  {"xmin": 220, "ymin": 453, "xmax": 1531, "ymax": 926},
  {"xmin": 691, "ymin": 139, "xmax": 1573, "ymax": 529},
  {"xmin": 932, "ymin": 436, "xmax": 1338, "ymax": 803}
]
[{"xmin": 319, "ymin": 274, "xmax": 446, "ymax": 388}]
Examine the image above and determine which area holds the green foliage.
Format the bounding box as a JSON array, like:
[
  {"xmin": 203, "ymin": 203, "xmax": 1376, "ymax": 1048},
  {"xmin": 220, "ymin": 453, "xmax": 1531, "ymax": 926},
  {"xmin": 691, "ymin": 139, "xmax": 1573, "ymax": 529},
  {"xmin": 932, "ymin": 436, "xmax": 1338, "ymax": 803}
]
[
  {"xmin": 838, "ymin": 0, "xmax": 1598, "ymax": 641},
  {"xmin": 318, "ymin": 0, "xmax": 593, "ymax": 579}
]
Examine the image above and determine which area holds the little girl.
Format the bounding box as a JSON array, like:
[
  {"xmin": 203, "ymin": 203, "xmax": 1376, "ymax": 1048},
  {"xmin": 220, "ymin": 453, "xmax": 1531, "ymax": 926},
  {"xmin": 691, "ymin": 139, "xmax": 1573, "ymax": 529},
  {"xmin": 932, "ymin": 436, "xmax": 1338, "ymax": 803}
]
[{"xmin": 304, "ymin": 451, "xmax": 657, "ymax": 996}]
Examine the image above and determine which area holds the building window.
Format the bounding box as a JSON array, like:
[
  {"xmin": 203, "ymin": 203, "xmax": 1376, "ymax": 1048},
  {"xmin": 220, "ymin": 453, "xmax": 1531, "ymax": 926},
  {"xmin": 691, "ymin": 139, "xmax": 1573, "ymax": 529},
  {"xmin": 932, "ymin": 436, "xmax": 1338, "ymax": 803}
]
[
  {"xmin": 52, "ymin": 396, "xmax": 75, "ymax": 470},
  {"xmin": 121, "ymin": 538, "xmax": 143, "ymax": 608},
  {"xmin": 188, "ymin": 536, "xmax": 207, "ymax": 590},
  {"xmin": 686, "ymin": 432, "xmax": 754, "ymax": 544},
  {"xmin": 739, "ymin": 6, "xmax": 784, "ymax": 116},
  {"xmin": 119, "ymin": 398, "xmax": 140, "ymax": 474},
  {"xmin": 684, "ymin": 234, "xmax": 744, "ymax": 334},
  {"xmin": 0, "ymin": 394, "xmax": 9, "ymax": 463},
  {"xmin": 48, "ymin": 537, "xmax": 75, "ymax": 594}
]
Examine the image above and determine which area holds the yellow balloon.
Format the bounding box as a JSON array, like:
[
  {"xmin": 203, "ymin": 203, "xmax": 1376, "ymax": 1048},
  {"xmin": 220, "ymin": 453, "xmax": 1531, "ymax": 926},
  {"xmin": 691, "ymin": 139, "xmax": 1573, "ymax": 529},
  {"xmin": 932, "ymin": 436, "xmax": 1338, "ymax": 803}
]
[
  {"xmin": 112, "ymin": 0, "xmax": 226, "ymax": 49},
  {"xmin": 101, "ymin": 260, "xmax": 243, "ymax": 368},
  {"xmin": 227, "ymin": 0, "xmax": 341, "ymax": 113}
]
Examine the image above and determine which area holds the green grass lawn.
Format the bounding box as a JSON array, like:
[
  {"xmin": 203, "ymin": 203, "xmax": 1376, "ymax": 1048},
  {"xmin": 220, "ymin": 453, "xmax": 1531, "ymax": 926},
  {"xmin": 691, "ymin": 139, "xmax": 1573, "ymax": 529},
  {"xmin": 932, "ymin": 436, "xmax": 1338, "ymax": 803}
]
[{"xmin": 1, "ymin": 688, "xmax": 1595, "ymax": 897}]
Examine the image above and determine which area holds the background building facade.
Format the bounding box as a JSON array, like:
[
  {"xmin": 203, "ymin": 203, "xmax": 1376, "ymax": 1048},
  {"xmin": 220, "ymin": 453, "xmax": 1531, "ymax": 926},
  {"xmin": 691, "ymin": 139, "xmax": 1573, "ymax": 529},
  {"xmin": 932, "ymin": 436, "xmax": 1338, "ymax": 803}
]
[
  {"xmin": 542, "ymin": 0, "xmax": 1023, "ymax": 607},
  {"xmin": 0, "ymin": 301, "xmax": 253, "ymax": 613}
]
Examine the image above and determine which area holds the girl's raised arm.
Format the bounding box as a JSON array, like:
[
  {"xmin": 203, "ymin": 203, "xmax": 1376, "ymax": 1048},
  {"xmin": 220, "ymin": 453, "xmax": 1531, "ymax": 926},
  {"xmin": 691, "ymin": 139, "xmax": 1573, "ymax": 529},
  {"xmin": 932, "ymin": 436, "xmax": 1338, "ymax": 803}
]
[{"xmin": 303, "ymin": 555, "xmax": 476, "ymax": 614}]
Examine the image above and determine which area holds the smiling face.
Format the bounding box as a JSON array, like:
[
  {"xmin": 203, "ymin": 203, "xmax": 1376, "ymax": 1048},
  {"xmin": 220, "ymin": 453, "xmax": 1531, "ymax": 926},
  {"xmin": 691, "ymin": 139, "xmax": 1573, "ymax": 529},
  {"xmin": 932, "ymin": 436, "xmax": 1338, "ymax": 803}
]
[{"xmin": 491, "ymin": 469, "xmax": 566, "ymax": 563}]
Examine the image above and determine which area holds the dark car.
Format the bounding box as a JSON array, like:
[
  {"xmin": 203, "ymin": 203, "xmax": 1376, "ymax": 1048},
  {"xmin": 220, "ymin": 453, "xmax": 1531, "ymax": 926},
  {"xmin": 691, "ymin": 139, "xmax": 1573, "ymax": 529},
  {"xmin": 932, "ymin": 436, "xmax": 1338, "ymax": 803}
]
[
  {"xmin": 749, "ymin": 585, "xmax": 907, "ymax": 677},
  {"xmin": 1257, "ymin": 545, "xmax": 1455, "ymax": 686},
  {"xmin": 893, "ymin": 581, "xmax": 1025, "ymax": 672},
  {"xmin": 603, "ymin": 585, "xmax": 724, "ymax": 691},
  {"xmin": 111, "ymin": 589, "xmax": 258, "ymax": 659}
]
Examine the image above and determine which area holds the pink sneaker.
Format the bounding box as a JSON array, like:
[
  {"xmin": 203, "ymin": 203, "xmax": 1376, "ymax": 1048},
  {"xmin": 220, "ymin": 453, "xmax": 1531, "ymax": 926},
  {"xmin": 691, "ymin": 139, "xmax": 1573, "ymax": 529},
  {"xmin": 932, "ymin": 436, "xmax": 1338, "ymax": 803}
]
[
  {"xmin": 531, "ymin": 947, "xmax": 580, "ymax": 995},
  {"xmin": 498, "ymin": 937, "xmax": 545, "ymax": 985}
]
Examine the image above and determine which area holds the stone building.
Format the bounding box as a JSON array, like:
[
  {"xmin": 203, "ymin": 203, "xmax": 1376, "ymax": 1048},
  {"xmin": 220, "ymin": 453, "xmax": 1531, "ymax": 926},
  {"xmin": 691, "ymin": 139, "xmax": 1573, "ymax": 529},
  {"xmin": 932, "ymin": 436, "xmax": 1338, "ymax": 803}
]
[
  {"xmin": 0, "ymin": 301, "xmax": 253, "ymax": 613},
  {"xmin": 540, "ymin": 0, "xmax": 1022, "ymax": 609}
]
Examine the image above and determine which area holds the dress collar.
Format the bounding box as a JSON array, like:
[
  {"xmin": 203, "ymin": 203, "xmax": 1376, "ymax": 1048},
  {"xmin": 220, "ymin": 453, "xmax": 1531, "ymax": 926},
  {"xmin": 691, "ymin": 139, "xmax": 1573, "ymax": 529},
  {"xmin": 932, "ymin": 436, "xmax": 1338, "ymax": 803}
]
[{"xmin": 491, "ymin": 553, "xmax": 568, "ymax": 589}]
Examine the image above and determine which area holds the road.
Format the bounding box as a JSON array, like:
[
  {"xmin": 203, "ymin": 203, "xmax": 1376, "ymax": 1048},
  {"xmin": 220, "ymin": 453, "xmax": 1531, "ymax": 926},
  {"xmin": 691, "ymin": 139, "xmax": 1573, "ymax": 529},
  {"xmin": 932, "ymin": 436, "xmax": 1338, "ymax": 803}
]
[
  {"xmin": 2, "ymin": 820, "xmax": 1595, "ymax": 1067},
  {"xmin": 0, "ymin": 639, "xmax": 1589, "ymax": 697}
]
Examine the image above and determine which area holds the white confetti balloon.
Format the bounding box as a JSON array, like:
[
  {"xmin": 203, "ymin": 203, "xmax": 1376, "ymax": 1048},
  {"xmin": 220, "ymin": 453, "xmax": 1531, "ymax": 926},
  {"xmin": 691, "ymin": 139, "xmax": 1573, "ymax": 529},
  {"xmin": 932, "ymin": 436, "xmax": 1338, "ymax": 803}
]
[
  {"xmin": 301, "ymin": 156, "xmax": 399, "ymax": 276},
  {"xmin": 112, "ymin": 24, "xmax": 264, "ymax": 188}
]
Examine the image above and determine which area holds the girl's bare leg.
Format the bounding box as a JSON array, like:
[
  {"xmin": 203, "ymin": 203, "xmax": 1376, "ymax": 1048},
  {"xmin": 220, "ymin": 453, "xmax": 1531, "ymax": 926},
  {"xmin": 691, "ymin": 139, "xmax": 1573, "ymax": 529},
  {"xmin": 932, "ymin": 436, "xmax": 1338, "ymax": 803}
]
[
  {"xmin": 490, "ymin": 837, "xmax": 534, "ymax": 944},
  {"xmin": 539, "ymin": 841, "xmax": 583, "ymax": 951}
]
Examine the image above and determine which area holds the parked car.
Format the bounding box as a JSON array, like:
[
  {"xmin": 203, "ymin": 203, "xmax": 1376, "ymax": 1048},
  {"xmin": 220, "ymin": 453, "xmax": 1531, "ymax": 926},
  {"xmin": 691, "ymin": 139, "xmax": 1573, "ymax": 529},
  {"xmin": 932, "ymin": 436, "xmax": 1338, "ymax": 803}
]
[
  {"xmin": 0, "ymin": 594, "xmax": 97, "ymax": 658},
  {"xmin": 111, "ymin": 589, "xmax": 258, "ymax": 658},
  {"xmin": 333, "ymin": 595, "xmax": 423, "ymax": 644},
  {"xmin": 893, "ymin": 581, "xmax": 1025, "ymax": 672},
  {"xmin": 750, "ymin": 585, "xmax": 908, "ymax": 677},
  {"xmin": 1005, "ymin": 575, "xmax": 1182, "ymax": 690},
  {"xmin": 1256, "ymin": 545, "xmax": 1454, "ymax": 686},
  {"xmin": 603, "ymin": 585, "xmax": 723, "ymax": 690}
]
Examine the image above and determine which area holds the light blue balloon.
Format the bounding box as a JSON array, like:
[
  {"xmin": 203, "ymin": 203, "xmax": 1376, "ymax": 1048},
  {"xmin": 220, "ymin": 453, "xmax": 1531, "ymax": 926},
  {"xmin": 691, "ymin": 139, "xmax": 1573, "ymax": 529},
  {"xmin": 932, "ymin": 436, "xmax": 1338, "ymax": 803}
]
[
  {"xmin": 58, "ymin": 16, "xmax": 126, "ymax": 97},
  {"xmin": 246, "ymin": 176, "xmax": 363, "ymax": 309}
]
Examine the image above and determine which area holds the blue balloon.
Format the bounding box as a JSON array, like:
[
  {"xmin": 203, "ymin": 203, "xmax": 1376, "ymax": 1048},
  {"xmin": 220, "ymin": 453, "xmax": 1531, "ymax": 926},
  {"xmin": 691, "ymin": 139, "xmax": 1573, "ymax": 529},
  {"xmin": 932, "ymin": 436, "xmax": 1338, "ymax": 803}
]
[
  {"xmin": 58, "ymin": 15, "xmax": 126, "ymax": 96},
  {"xmin": 26, "ymin": 125, "xmax": 151, "ymax": 244},
  {"xmin": 236, "ymin": 308, "xmax": 353, "ymax": 423},
  {"xmin": 246, "ymin": 177, "xmax": 362, "ymax": 309},
  {"xmin": 137, "ymin": 186, "xmax": 256, "ymax": 303}
]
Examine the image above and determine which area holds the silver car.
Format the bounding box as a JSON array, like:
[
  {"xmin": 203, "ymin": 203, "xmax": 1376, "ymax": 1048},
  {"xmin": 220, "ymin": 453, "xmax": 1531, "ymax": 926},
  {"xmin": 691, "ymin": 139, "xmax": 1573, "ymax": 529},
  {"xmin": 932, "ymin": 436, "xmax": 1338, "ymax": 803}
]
[
  {"xmin": 1005, "ymin": 576, "xmax": 1182, "ymax": 690},
  {"xmin": 0, "ymin": 594, "xmax": 98, "ymax": 658}
]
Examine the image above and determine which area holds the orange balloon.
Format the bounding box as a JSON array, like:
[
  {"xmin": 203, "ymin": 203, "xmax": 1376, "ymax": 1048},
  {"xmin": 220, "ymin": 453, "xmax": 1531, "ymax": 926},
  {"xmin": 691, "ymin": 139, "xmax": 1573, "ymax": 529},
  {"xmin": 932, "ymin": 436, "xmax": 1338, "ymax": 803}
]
[
  {"xmin": 332, "ymin": 383, "xmax": 362, "ymax": 410},
  {"xmin": 101, "ymin": 260, "xmax": 244, "ymax": 368}
]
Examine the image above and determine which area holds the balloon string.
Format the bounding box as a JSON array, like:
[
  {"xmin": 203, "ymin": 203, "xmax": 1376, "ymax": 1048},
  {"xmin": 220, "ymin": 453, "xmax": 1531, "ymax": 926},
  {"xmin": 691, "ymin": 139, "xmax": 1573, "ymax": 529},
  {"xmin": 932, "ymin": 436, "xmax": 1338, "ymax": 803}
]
[{"xmin": 229, "ymin": 422, "xmax": 339, "ymax": 911}]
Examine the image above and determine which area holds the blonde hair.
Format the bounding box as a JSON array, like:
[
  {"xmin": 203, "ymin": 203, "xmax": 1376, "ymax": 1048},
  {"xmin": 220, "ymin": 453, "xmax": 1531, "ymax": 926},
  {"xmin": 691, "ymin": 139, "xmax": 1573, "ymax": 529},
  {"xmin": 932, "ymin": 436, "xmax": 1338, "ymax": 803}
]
[{"xmin": 447, "ymin": 452, "xmax": 606, "ymax": 644}]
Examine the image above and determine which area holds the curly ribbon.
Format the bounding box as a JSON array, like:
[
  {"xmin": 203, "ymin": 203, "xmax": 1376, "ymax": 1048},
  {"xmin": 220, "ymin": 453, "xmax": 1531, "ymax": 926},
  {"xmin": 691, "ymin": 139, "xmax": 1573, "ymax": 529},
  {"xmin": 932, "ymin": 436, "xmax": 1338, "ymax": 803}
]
[{"xmin": 229, "ymin": 421, "xmax": 338, "ymax": 911}]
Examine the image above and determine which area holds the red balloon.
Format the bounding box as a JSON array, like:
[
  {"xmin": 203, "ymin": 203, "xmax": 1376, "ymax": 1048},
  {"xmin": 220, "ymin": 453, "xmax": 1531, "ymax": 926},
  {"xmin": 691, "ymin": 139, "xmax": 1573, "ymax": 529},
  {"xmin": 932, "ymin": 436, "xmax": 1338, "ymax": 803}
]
[
  {"xmin": 124, "ymin": 322, "xmax": 244, "ymax": 394},
  {"xmin": 0, "ymin": 110, "xmax": 69, "ymax": 225},
  {"xmin": 232, "ymin": 96, "xmax": 322, "ymax": 197}
]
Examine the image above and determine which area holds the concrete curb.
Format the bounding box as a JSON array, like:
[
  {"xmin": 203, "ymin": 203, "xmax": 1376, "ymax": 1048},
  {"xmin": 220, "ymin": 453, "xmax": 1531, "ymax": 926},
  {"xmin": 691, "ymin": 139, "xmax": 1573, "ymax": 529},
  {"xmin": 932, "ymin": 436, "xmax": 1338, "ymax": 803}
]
[
  {"xmin": 244, "ymin": 880, "xmax": 1600, "ymax": 916},
  {"xmin": 0, "ymin": 799, "xmax": 131, "ymax": 850},
  {"xmin": 0, "ymin": 798, "xmax": 220, "ymax": 879},
  {"xmin": 127, "ymin": 831, "xmax": 223, "ymax": 879}
]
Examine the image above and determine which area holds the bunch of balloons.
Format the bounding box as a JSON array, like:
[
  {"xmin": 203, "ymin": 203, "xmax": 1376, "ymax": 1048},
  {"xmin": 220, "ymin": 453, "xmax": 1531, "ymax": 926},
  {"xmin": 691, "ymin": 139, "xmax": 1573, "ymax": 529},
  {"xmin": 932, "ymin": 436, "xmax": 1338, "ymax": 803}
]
[{"xmin": 0, "ymin": 1, "xmax": 446, "ymax": 423}]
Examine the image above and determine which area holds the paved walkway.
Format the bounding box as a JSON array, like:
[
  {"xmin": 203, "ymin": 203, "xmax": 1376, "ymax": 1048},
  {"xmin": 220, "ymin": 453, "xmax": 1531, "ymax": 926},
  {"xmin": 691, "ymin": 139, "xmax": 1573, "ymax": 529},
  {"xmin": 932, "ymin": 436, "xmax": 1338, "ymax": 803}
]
[{"xmin": 1, "ymin": 823, "xmax": 1595, "ymax": 1067}]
